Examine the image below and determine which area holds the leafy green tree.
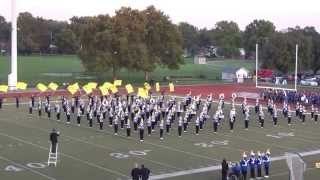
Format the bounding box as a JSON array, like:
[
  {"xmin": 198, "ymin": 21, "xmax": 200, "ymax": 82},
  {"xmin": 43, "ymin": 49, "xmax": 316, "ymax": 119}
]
[
  {"xmin": 178, "ymin": 22, "xmax": 199, "ymax": 56},
  {"xmin": 243, "ymin": 20, "xmax": 276, "ymax": 59},
  {"xmin": 55, "ymin": 28, "xmax": 79, "ymax": 54},
  {"xmin": 213, "ymin": 21, "xmax": 241, "ymax": 58},
  {"xmin": 303, "ymin": 27, "xmax": 320, "ymax": 74}
]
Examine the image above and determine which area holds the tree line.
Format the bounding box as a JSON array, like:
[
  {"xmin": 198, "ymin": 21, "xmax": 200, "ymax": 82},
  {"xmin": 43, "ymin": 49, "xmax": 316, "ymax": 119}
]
[{"xmin": 0, "ymin": 6, "xmax": 319, "ymax": 76}]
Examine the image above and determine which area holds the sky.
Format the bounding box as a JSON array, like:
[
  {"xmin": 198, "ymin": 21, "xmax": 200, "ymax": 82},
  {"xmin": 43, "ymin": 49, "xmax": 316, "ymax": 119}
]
[{"xmin": 1, "ymin": 0, "xmax": 320, "ymax": 31}]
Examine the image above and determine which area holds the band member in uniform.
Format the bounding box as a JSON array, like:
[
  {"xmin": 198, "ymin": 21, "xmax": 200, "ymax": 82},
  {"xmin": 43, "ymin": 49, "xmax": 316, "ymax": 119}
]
[
  {"xmin": 147, "ymin": 117, "xmax": 152, "ymax": 136},
  {"xmin": 38, "ymin": 98, "xmax": 42, "ymax": 117},
  {"xmin": 16, "ymin": 97, "xmax": 19, "ymax": 108},
  {"xmin": 183, "ymin": 115, "xmax": 188, "ymax": 133},
  {"xmin": 88, "ymin": 110, "xmax": 93, "ymax": 127},
  {"xmin": 166, "ymin": 116, "xmax": 171, "ymax": 134},
  {"xmin": 76, "ymin": 107, "xmax": 81, "ymax": 126},
  {"xmin": 314, "ymin": 107, "xmax": 319, "ymax": 123},
  {"xmin": 262, "ymin": 149, "xmax": 271, "ymax": 178},
  {"xmin": 126, "ymin": 119, "xmax": 131, "ymax": 137},
  {"xmin": 272, "ymin": 105, "xmax": 278, "ymax": 126},
  {"xmin": 98, "ymin": 111, "xmax": 103, "ymax": 130},
  {"xmin": 47, "ymin": 103, "xmax": 51, "ymax": 119},
  {"xmin": 139, "ymin": 119, "xmax": 144, "ymax": 142},
  {"xmin": 259, "ymin": 108, "xmax": 265, "ymax": 128},
  {"xmin": 178, "ymin": 116, "xmax": 183, "ymax": 137},
  {"xmin": 114, "ymin": 115, "xmax": 119, "ymax": 135},
  {"xmin": 195, "ymin": 116, "xmax": 200, "ymax": 135},
  {"xmin": 287, "ymin": 106, "xmax": 292, "ymax": 125},
  {"xmin": 301, "ymin": 106, "xmax": 306, "ymax": 124},
  {"xmin": 255, "ymin": 98, "xmax": 260, "ymax": 114},
  {"xmin": 255, "ymin": 151, "xmax": 263, "ymax": 179},
  {"xmin": 66, "ymin": 106, "xmax": 71, "ymax": 124},
  {"xmin": 240, "ymin": 152, "xmax": 248, "ymax": 180},
  {"xmin": 55, "ymin": 103, "xmax": 61, "ymax": 121},
  {"xmin": 0, "ymin": 97, "xmax": 2, "ymax": 109},
  {"xmin": 159, "ymin": 119, "xmax": 164, "ymax": 140},
  {"xmin": 229, "ymin": 108, "xmax": 236, "ymax": 132},
  {"xmin": 213, "ymin": 113, "xmax": 219, "ymax": 133},
  {"xmin": 249, "ymin": 151, "xmax": 256, "ymax": 179},
  {"xmin": 244, "ymin": 108, "xmax": 250, "ymax": 130},
  {"xmin": 29, "ymin": 100, "xmax": 33, "ymax": 114}
]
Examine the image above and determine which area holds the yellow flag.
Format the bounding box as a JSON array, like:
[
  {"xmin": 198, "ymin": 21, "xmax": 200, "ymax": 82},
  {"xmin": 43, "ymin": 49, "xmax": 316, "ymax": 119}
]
[
  {"xmin": 67, "ymin": 83, "xmax": 79, "ymax": 95},
  {"xmin": 144, "ymin": 82, "xmax": 151, "ymax": 91},
  {"xmin": 155, "ymin": 82, "xmax": 160, "ymax": 92},
  {"xmin": 110, "ymin": 85, "xmax": 118, "ymax": 93},
  {"xmin": 83, "ymin": 84, "xmax": 93, "ymax": 95},
  {"xmin": 87, "ymin": 82, "xmax": 98, "ymax": 89},
  {"xmin": 0, "ymin": 85, "xmax": 8, "ymax": 93},
  {"xmin": 169, "ymin": 83, "xmax": 174, "ymax": 92},
  {"xmin": 99, "ymin": 86, "xmax": 109, "ymax": 96},
  {"xmin": 138, "ymin": 88, "xmax": 148, "ymax": 98},
  {"xmin": 17, "ymin": 82, "xmax": 28, "ymax": 90},
  {"xmin": 125, "ymin": 84, "xmax": 134, "ymax": 94},
  {"xmin": 102, "ymin": 82, "xmax": 113, "ymax": 89},
  {"xmin": 48, "ymin": 82, "xmax": 59, "ymax": 91},
  {"xmin": 114, "ymin": 80, "xmax": 122, "ymax": 86},
  {"xmin": 36, "ymin": 83, "xmax": 48, "ymax": 92}
]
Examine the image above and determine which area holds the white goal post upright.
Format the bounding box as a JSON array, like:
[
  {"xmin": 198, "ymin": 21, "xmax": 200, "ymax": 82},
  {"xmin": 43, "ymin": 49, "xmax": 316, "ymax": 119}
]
[
  {"xmin": 255, "ymin": 43, "xmax": 299, "ymax": 92},
  {"xmin": 8, "ymin": 0, "xmax": 18, "ymax": 90}
]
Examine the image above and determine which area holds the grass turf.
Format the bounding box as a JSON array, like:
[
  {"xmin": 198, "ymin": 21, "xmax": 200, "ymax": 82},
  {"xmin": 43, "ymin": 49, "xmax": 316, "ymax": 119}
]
[
  {"xmin": 0, "ymin": 100, "xmax": 320, "ymax": 180},
  {"xmin": 0, "ymin": 55, "xmax": 255, "ymax": 86}
]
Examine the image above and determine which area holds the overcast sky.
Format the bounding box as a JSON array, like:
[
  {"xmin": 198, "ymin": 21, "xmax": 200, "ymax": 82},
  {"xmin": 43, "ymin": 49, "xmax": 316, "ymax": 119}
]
[{"xmin": 1, "ymin": 0, "xmax": 320, "ymax": 31}]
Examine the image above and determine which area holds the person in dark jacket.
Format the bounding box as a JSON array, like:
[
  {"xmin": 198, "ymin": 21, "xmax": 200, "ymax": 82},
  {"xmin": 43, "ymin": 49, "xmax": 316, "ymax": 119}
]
[
  {"xmin": 49, "ymin": 128, "xmax": 60, "ymax": 153},
  {"xmin": 140, "ymin": 164, "xmax": 150, "ymax": 180},
  {"xmin": 221, "ymin": 158, "xmax": 229, "ymax": 180},
  {"xmin": 131, "ymin": 163, "xmax": 140, "ymax": 180}
]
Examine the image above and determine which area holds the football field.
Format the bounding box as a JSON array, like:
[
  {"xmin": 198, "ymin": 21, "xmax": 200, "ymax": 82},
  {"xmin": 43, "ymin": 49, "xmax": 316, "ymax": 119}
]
[{"xmin": 0, "ymin": 100, "xmax": 320, "ymax": 180}]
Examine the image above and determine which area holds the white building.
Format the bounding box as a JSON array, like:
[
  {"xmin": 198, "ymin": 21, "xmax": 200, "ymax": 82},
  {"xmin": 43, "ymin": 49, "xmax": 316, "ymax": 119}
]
[
  {"xmin": 194, "ymin": 55, "xmax": 206, "ymax": 64},
  {"xmin": 221, "ymin": 67, "xmax": 250, "ymax": 83}
]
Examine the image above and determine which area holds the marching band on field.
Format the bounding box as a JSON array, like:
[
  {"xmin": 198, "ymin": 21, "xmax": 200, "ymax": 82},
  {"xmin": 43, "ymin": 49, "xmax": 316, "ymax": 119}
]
[{"xmin": 1, "ymin": 90, "xmax": 319, "ymax": 180}]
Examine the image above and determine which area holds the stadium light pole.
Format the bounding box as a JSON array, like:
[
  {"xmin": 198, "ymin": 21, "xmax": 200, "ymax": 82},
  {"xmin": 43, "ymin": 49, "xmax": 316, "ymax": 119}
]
[{"xmin": 8, "ymin": 0, "xmax": 18, "ymax": 90}]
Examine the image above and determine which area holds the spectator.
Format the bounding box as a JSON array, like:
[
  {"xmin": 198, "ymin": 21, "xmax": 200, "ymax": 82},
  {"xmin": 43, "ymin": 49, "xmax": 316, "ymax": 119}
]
[
  {"xmin": 140, "ymin": 164, "xmax": 150, "ymax": 180},
  {"xmin": 131, "ymin": 163, "xmax": 140, "ymax": 180},
  {"xmin": 221, "ymin": 158, "xmax": 229, "ymax": 180}
]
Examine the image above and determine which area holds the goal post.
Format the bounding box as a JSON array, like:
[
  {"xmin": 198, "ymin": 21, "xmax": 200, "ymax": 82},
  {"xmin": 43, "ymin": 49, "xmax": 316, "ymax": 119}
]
[
  {"xmin": 285, "ymin": 152, "xmax": 306, "ymax": 180},
  {"xmin": 255, "ymin": 43, "xmax": 299, "ymax": 92}
]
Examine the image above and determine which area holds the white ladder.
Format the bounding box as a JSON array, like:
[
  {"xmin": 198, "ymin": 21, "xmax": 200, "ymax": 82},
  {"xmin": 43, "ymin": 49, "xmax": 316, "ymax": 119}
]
[{"xmin": 48, "ymin": 144, "xmax": 58, "ymax": 167}]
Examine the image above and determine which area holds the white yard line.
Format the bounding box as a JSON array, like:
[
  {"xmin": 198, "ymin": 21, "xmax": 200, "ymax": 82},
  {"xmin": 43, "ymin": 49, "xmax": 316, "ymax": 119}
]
[
  {"xmin": 0, "ymin": 156, "xmax": 56, "ymax": 180},
  {"xmin": 149, "ymin": 149, "xmax": 320, "ymax": 180},
  {"xmin": 0, "ymin": 132, "xmax": 129, "ymax": 178}
]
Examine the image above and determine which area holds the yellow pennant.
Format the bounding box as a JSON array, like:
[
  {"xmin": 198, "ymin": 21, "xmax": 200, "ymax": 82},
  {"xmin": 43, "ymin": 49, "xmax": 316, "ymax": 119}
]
[
  {"xmin": 17, "ymin": 82, "xmax": 28, "ymax": 90},
  {"xmin": 125, "ymin": 84, "xmax": 134, "ymax": 94},
  {"xmin": 87, "ymin": 82, "xmax": 98, "ymax": 89},
  {"xmin": 155, "ymin": 82, "xmax": 160, "ymax": 92},
  {"xmin": 0, "ymin": 85, "xmax": 8, "ymax": 93},
  {"xmin": 114, "ymin": 80, "xmax": 122, "ymax": 86},
  {"xmin": 110, "ymin": 85, "xmax": 118, "ymax": 93},
  {"xmin": 99, "ymin": 86, "xmax": 109, "ymax": 96},
  {"xmin": 83, "ymin": 84, "xmax": 93, "ymax": 95},
  {"xmin": 169, "ymin": 83, "xmax": 174, "ymax": 92},
  {"xmin": 36, "ymin": 83, "xmax": 48, "ymax": 92},
  {"xmin": 48, "ymin": 82, "xmax": 59, "ymax": 91},
  {"xmin": 144, "ymin": 82, "xmax": 151, "ymax": 91}
]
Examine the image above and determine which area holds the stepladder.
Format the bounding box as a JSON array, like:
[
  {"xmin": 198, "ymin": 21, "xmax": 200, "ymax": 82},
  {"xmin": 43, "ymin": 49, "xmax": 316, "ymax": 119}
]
[{"xmin": 48, "ymin": 143, "xmax": 58, "ymax": 167}]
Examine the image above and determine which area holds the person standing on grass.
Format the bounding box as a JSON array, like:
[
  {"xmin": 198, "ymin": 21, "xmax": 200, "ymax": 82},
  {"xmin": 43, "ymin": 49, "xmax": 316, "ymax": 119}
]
[
  {"xmin": 259, "ymin": 108, "xmax": 265, "ymax": 128},
  {"xmin": 159, "ymin": 119, "xmax": 164, "ymax": 140},
  {"xmin": 0, "ymin": 97, "xmax": 2, "ymax": 109},
  {"xmin": 29, "ymin": 100, "xmax": 33, "ymax": 114},
  {"xmin": 249, "ymin": 151, "xmax": 256, "ymax": 179},
  {"xmin": 272, "ymin": 105, "xmax": 278, "ymax": 126},
  {"xmin": 314, "ymin": 107, "xmax": 319, "ymax": 124},
  {"xmin": 240, "ymin": 152, "xmax": 248, "ymax": 180},
  {"xmin": 140, "ymin": 164, "xmax": 150, "ymax": 180},
  {"xmin": 139, "ymin": 119, "xmax": 144, "ymax": 142},
  {"xmin": 244, "ymin": 108, "xmax": 250, "ymax": 130},
  {"xmin": 287, "ymin": 106, "xmax": 292, "ymax": 125},
  {"xmin": 38, "ymin": 98, "xmax": 42, "ymax": 117},
  {"xmin": 126, "ymin": 118, "xmax": 131, "ymax": 137},
  {"xmin": 55, "ymin": 103, "xmax": 61, "ymax": 121},
  {"xmin": 178, "ymin": 116, "xmax": 183, "ymax": 137},
  {"xmin": 16, "ymin": 97, "xmax": 19, "ymax": 108},
  {"xmin": 221, "ymin": 158, "xmax": 229, "ymax": 180},
  {"xmin": 229, "ymin": 108, "xmax": 236, "ymax": 132},
  {"xmin": 49, "ymin": 128, "xmax": 60, "ymax": 153},
  {"xmin": 66, "ymin": 105, "xmax": 71, "ymax": 124},
  {"xmin": 131, "ymin": 163, "xmax": 141, "ymax": 180},
  {"xmin": 76, "ymin": 107, "xmax": 81, "ymax": 126}
]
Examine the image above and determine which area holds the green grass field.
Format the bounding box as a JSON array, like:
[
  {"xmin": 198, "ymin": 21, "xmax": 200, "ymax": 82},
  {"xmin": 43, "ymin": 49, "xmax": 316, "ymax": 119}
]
[
  {"xmin": 0, "ymin": 55, "xmax": 255, "ymax": 86},
  {"xmin": 0, "ymin": 99, "xmax": 319, "ymax": 180}
]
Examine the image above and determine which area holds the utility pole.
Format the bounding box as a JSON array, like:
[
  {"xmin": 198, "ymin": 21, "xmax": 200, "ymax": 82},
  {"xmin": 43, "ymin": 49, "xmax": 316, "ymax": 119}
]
[{"xmin": 8, "ymin": 0, "xmax": 18, "ymax": 90}]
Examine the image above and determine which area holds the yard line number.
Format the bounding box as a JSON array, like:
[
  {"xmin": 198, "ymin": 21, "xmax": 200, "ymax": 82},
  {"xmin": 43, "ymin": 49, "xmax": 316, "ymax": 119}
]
[
  {"xmin": 110, "ymin": 150, "xmax": 151, "ymax": 159},
  {"xmin": 194, "ymin": 140, "xmax": 229, "ymax": 148},
  {"xmin": 3, "ymin": 162, "xmax": 47, "ymax": 172}
]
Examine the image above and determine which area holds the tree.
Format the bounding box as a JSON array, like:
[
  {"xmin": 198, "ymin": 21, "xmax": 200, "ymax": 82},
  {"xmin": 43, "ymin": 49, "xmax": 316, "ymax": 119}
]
[
  {"xmin": 178, "ymin": 22, "xmax": 199, "ymax": 56},
  {"xmin": 213, "ymin": 21, "xmax": 241, "ymax": 58},
  {"xmin": 303, "ymin": 26, "xmax": 320, "ymax": 74},
  {"xmin": 243, "ymin": 20, "xmax": 276, "ymax": 59},
  {"xmin": 55, "ymin": 28, "xmax": 79, "ymax": 54},
  {"xmin": 0, "ymin": 15, "xmax": 10, "ymax": 52}
]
